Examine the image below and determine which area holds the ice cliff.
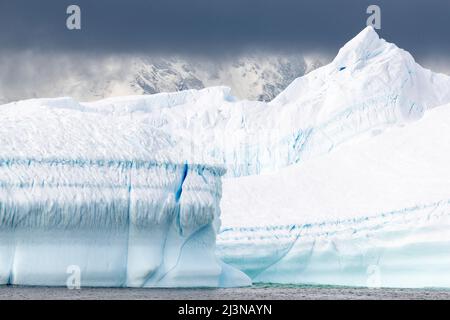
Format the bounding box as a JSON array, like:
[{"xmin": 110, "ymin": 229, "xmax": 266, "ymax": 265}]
[{"xmin": 0, "ymin": 99, "xmax": 249, "ymax": 287}]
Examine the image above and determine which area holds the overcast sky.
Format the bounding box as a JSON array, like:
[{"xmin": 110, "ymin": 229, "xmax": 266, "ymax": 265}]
[
  {"xmin": 0, "ymin": 0, "xmax": 449, "ymax": 57},
  {"xmin": 0, "ymin": 0, "xmax": 449, "ymax": 102}
]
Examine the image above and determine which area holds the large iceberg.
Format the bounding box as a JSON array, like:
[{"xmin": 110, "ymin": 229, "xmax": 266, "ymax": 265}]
[
  {"xmin": 1, "ymin": 26, "xmax": 450, "ymax": 288},
  {"xmin": 0, "ymin": 98, "xmax": 250, "ymax": 287}
]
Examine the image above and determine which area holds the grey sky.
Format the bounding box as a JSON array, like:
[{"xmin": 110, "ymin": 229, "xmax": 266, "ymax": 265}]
[
  {"xmin": 0, "ymin": 0, "xmax": 449, "ymax": 103},
  {"xmin": 0, "ymin": 0, "xmax": 449, "ymax": 58}
]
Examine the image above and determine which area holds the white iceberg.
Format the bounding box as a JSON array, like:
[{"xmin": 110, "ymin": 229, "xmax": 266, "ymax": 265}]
[
  {"xmin": 216, "ymin": 28, "xmax": 450, "ymax": 288},
  {"xmin": 1, "ymin": 26, "xmax": 450, "ymax": 288},
  {"xmin": 0, "ymin": 99, "xmax": 250, "ymax": 287}
]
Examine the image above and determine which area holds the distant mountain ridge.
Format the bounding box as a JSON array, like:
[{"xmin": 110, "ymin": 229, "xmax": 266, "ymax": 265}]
[
  {"xmin": 0, "ymin": 53, "xmax": 323, "ymax": 103},
  {"xmin": 124, "ymin": 54, "xmax": 323, "ymax": 101}
]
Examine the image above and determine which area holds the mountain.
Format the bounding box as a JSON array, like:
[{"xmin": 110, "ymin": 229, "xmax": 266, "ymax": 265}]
[
  {"xmin": 132, "ymin": 54, "xmax": 320, "ymax": 102},
  {"xmin": 0, "ymin": 52, "xmax": 322, "ymax": 104}
]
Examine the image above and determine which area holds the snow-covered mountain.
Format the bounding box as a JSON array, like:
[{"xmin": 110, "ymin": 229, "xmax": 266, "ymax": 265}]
[
  {"xmin": 0, "ymin": 52, "xmax": 322, "ymax": 104},
  {"xmin": 1, "ymin": 27, "xmax": 450, "ymax": 288},
  {"xmin": 131, "ymin": 54, "xmax": 319, "ymax": 102}
]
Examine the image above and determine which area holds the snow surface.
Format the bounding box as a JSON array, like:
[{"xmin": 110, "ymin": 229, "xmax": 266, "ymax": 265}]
[
  {"xmin": 218, "ymin": 103, "xmax": 450, "ymax": 287},
  {"xmin": 1, "ymin": 26, "xmax": 450, "ymax": 288}
]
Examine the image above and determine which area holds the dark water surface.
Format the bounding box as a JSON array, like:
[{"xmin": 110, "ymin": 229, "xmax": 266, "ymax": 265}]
[{"xmin": 1, "ymin": 284, "xmax": 449, "ymax": 300}]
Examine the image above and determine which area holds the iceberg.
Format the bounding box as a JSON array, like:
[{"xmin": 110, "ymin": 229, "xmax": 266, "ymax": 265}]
[
  {"xmin": 0, "ymin": 99, "xmax": 250, "ymax": 287},
  {"xmin": 215, "ymin": 28, "xmax": 450, "ymax": 288},
  {"xmin": 1, "ymin": 26, "xmax": 450, "ymax": 288},
  {"xmin": 74, "ymin": 27, "xmax": 449, "ymax": 178}
]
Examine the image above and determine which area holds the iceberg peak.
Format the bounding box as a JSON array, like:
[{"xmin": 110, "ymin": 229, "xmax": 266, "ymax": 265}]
[
  {"xmin": 333, "ymin": 26, "xmax": 387, "ymax": 66},
  {"xmin": 344, "ymin": 26, "xmax": 380, "ymax": 49}
]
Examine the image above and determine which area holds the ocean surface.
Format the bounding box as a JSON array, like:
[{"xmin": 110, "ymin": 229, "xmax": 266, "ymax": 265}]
[{"xmin": 1, "ymin": 284, "xmax": 449, "ymax": 300}]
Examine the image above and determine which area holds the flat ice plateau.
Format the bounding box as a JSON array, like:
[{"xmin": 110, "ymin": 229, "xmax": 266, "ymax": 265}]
[{"xmin": 1, "ymin": 27, "xmax": 450, "ymax": 288}]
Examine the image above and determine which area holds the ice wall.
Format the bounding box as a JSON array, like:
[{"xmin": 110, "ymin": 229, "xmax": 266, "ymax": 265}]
[{"xmin": 0, "ymin": 99, "xmax": 250, "ymax": 287}]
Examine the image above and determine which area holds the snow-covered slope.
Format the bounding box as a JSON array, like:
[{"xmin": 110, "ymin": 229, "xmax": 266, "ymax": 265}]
[
  {"xmin": 218, "ymin": 102, "xmax": 450, "ymax": 288},
  {"xmin": 0, "ymin": 98, "xmax": 250, "ymax": 287}
]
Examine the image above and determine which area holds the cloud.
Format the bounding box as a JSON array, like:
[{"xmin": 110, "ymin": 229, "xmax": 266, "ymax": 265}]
[
  {"xmin": 0, "ymin": 0, "xmax": 449, "ymax": 57},
  {"xmin": 0, "ymin": 50, "xmax": 139, "ymax": 103},
  {"xmin": 0, "ymin": 0, "xmax": 449, "ymax": 103}
]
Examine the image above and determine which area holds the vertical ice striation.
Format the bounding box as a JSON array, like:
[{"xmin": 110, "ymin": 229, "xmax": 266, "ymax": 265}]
[{"xmin": 0, "ymin": 99, "xmax": 250, "ymax": 287}]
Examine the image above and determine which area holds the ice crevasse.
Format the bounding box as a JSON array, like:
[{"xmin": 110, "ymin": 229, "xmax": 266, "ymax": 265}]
[{"xmin": 1, "ymin": 26, "xmax": 450, "ymax": 288}]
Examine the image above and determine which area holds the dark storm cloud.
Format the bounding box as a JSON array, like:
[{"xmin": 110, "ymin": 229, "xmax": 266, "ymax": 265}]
[{"xmin": 0, "ymin": 0, "xmax": 449, "ymax": 57}]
